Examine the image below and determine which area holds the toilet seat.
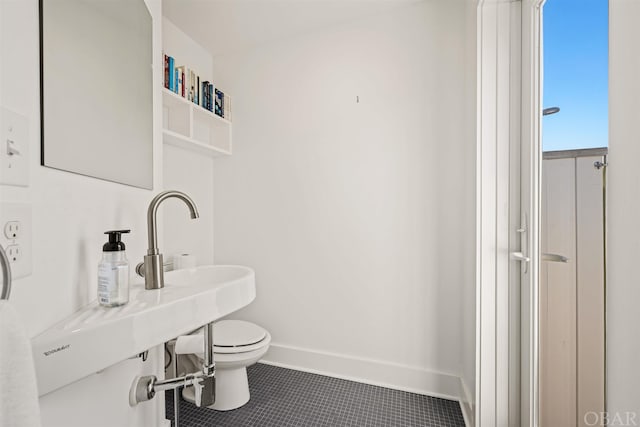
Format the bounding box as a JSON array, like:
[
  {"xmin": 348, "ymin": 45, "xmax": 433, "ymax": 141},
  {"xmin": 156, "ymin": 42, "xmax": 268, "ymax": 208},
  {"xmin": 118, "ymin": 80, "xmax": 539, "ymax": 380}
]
[
  {"xmin": 180, "ymin": 320, "xmax": 271, "ymax": 411},
  {"xmin": 194, "ymin": 320, "xmax": 269, "ymax": 355}
]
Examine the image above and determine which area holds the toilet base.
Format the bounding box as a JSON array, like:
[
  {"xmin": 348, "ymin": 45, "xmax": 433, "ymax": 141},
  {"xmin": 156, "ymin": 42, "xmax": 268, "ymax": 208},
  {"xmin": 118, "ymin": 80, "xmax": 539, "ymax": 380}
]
[{"xmin": 182, "ymin": 366, "xmax": 250, "ymax": 411}]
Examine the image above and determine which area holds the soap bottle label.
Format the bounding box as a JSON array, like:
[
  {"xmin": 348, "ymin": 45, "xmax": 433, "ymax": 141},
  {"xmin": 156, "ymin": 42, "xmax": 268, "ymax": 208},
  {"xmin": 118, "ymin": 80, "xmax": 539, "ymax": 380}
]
[{"xmin": 97, "ymin": 264, "xmax": 117, "ymax": 305}]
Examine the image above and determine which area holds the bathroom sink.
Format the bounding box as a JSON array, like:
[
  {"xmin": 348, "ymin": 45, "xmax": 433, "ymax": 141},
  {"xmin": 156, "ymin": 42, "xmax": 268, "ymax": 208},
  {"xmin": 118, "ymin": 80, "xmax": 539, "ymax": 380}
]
[{"xmin": 31, "ymin": 265, "xmax": 255, "ymax": 396}]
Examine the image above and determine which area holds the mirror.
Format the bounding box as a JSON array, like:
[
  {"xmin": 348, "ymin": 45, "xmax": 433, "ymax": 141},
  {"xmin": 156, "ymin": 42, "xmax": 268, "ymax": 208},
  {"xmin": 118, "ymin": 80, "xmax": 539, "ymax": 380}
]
[{"xmin": 40, "ymin": 0, "xmax": 153, "ymax": 189}]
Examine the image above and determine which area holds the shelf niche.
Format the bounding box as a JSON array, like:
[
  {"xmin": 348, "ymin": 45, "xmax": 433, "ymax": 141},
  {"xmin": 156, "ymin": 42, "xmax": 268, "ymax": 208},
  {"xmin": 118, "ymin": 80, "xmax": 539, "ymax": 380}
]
[{"xmin": 162, "ymin": 88, "xmax": 232, "ymax": 157}]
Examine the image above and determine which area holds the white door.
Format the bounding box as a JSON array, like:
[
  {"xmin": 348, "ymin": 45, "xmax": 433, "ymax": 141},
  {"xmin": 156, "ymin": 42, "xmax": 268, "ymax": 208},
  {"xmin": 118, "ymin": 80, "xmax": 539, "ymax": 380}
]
[
  {"xmin": 476, "ymin": 1, "xmax": 545, "ymax": 425},
  {"xmin": 475, "ymin": 1, "xmax": 543, "ymax": 425},
  {"xmin": 539, "ymin": 153, "xmax": 606, "ymax": 426}
]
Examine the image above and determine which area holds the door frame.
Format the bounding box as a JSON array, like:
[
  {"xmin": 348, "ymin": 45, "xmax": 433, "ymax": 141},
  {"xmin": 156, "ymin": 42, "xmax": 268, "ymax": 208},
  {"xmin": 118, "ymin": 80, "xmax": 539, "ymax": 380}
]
[{"xmin": 475, "ymin": 0, "xmax": 544, "ymax": 426}]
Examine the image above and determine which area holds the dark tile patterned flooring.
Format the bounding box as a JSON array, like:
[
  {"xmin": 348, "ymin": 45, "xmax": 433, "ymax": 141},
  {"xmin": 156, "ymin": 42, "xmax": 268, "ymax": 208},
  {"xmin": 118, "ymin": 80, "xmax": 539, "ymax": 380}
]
[{"xmin": 165, "ymin": 363, "xmax": 465, "ymax": 427}]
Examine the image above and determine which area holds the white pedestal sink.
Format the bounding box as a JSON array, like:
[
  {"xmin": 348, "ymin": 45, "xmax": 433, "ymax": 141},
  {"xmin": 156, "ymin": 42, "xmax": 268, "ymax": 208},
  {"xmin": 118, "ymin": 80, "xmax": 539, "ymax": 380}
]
[{"xmin": 31, "ymin": 265, "xmax": 255, "ymax": 396}]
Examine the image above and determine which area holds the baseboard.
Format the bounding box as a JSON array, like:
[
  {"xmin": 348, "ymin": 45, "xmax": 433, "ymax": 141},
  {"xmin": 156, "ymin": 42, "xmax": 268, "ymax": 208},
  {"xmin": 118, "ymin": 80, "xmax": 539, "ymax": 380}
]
[
  {"xmin": 261, "ymin": 342, "xmax": 463, "ymax": 402},
  {"xmin": 458, "ymin": 377, "xmax": 475, "ymax": 427}
]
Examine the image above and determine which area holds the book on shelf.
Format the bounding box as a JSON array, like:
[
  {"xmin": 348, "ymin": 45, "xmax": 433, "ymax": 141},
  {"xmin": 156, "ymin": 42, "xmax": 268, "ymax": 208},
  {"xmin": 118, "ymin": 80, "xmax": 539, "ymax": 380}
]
[
  {"xmin": 196, "ymin": 75, "xmax": 200, "ymax": 106},
  {"xmin": 176, "ymin": 66, "xmax": 184, "ymax": 96},
  {"xmin": 202, "ymin": 81, "xmax": 210, "ymax": 111},
  {"xmin": 189, "ymin": 70, "xmax": 195, "ymax": 102},
  {"xmin": 214, "ymin": 88, "xmax": 224, "ymax": 118},
  {"xmin": 186, "ymin": 67, "xmax": 191, "ymax": 100},
  {"xmin": 163, "ymin": 52, "xmax": 232, "ymax": 121},
  {"xmin": 164, "ymin": 55, "xmax": 169, "ymax": 90},
  {"xmin": 166, "ymin": 55, "xmax": 175, "ymax": 91},
  {"xmin": 209, "ymin": 85, "xmax": 214, "ymax": 113}
]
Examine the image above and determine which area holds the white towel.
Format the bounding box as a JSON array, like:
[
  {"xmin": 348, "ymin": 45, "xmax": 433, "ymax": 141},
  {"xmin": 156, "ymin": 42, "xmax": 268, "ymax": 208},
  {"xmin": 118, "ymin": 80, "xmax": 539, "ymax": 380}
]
[{"xmin": 0, "ymin": 301, "xmax": 41, "ymax": 427}]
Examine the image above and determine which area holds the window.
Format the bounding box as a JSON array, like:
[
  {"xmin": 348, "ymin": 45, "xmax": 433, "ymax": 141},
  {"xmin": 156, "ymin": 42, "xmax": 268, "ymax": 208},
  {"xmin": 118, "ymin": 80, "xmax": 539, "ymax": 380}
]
[{"xmin": 543, "ymin": 0, "xmax": 608, "ymax": 151}]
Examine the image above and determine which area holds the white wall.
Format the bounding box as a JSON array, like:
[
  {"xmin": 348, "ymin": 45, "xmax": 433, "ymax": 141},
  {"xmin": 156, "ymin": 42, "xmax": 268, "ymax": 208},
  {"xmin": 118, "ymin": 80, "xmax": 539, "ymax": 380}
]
[
  {"xmin": 607, "ymin": 0, "xmax": 640, "ymax": 417},
  {"xmin": 0, "ymin": 1, "xmax": 169, "ymax": 425},
  {"xmin": 162, "ymin": 18, "xmax": 215, "ymax": 266},
  {"xmin": 212, "ymin": 0, "xmax": 476, "ymax": 401}
]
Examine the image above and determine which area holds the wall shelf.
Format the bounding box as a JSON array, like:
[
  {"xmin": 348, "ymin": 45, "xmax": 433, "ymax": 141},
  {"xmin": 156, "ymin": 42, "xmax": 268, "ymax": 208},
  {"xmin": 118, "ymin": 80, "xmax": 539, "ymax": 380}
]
[
  {"xmin": 162, "ymin": 88, "xmax": 232, "ymax": 157},
  {"xmin": 163, "ymin": 129, "xmax": 231, "ymax": 157}
]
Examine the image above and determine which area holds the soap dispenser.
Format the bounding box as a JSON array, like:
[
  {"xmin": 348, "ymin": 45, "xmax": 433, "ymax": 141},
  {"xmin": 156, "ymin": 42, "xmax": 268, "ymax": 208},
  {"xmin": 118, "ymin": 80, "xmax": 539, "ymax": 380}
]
[{"xmin": 98, "ymin": 230, "xmax": 131, "ymax": 307}]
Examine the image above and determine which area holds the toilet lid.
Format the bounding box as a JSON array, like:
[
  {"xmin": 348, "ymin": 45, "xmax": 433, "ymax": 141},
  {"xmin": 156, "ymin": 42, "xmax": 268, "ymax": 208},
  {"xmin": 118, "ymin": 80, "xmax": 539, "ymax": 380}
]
[{"xmin": 214, "ymin": 320, "xmax": 267, "ymax": 348}]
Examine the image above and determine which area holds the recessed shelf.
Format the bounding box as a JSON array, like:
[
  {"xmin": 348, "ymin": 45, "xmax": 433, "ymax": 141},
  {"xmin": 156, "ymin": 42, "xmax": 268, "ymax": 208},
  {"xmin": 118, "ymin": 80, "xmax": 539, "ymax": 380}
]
[
  {"xmin": 163, "ymin": 129, "xmax": 231, "ymax": 157},
  {"xmin": 163, "ymin": 89, "xmax": 231, "ymax": 126},
  {"xmin": 162, "ymin": 88, "xmax": 232, "ymax": 156}
]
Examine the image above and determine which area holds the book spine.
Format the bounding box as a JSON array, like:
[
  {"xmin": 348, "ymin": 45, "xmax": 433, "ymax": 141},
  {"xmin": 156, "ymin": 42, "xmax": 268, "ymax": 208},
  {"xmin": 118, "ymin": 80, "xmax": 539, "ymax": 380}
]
[
  {"xmin": 176, "ymin": 66, "xmax": 185, "ymax": 97},
  {"xmin": 214, "ymin": 89, "xmax": 223, "ymax": 117},
  {"xmin": 190, "ymin": 70, "xmax": 195, "ymax": 102},
  {"xmin": 182, "ymin": 70, "xmax": 185, "ymax": 97},
  {"xmin": 209, "ymin": 85, "xmax": 213, "ymax": 111},
  {"xmin": 185, "ymin": 68, "xmax": 190, "ymax": 101},
  {"xmin": 176, "ymin": 66, "xmax": 182, "ymax": 96},
  {"xmin": 164, "ymin": 55, "xmax": 169, "ymax": 89},
  {"xmin": 208, "ymin": 82, "xmax": 211, "ymax": 109},
  {"xmin": 168, "ymin": 56, "xmax": 175, "ymax": 91},
  {"xmin": 221, "ymin": 89, "xmax": 224, "ymax": 118},
  {"xmin": 196, "ymin": 75, "xmax": 200, "ymax": 106}
]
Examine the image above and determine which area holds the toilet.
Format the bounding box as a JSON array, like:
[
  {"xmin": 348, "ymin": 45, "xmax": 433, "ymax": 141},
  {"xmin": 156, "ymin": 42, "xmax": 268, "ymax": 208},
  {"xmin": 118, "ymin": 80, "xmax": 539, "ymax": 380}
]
[{"xmin": 177, "ymin": 320, "xmax": 271, "ymax": 411}]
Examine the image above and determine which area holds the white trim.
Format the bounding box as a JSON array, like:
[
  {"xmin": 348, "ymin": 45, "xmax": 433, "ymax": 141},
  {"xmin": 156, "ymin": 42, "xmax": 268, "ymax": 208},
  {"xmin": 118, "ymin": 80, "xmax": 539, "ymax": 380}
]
[
  {"xmin": 459, "ymin": 377, "xmax": 476, "ymax": 427},
  {"xmin": 520, "ymin": 1, "xmax": 545, "ymax": 426},
  {"xmin": 261, "ymin": 343, "xmax": 463, "ymax": 402}
]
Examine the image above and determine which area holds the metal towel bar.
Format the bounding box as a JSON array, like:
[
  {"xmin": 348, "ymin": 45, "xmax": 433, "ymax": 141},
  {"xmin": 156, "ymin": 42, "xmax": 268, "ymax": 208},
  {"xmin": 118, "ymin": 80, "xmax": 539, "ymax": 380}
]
[{"xmin": 0, "ymin": 244, "xmax": 11, "ymax": 300}]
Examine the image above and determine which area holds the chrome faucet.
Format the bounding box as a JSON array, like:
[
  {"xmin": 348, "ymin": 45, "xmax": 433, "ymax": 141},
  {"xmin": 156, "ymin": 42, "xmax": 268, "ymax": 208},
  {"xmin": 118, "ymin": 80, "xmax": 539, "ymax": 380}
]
[{"xmin": 136, "ymin": 190, "xmax": 199, "ymax": 290}]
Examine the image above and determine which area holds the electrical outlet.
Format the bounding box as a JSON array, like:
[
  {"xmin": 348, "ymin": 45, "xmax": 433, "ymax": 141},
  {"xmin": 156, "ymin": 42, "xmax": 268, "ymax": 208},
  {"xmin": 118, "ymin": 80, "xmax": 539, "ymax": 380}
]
[
  {"xmin": 5, "ymin": 245, "xmax": 20, "ymax": 263},
  {"xmin": 0, "ymin": 203, "xmax": 32, "ymax": 279},
  {"xmin": 4, "ymin": 221, "xmax": 21, "ymax": 239}
]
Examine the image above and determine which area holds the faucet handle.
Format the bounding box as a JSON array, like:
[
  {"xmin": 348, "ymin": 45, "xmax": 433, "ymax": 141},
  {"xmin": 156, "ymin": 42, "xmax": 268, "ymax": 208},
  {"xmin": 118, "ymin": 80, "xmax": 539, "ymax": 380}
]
[
  {"xmin": 135, "ymin": 262, "xmax": 145, "ymax": 277},
  {"xmin": 135, "ymin": 260, "xmax": 173, "ymax": 277}
]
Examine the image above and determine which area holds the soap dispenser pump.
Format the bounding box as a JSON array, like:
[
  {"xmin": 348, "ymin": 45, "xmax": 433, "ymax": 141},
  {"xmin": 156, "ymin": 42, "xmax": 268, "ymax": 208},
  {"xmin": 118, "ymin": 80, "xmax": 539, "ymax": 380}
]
[{"xmin": 98, "ymin": 229, "xmax": 131, "ymax": 307}]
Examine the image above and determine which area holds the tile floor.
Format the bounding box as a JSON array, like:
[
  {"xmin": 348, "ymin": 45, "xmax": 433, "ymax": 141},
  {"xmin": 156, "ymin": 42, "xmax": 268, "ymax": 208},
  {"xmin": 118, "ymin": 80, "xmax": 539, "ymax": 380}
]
[{"xmin": 165, "ymin": 363, "xmax": 466, "ymax": 427}]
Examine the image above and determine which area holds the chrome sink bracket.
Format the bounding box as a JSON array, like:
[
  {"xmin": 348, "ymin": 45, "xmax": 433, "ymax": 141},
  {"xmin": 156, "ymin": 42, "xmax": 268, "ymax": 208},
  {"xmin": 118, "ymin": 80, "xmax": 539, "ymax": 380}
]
[
  {"xmin": 129, "ymin": 322, "xmax": 215, "ymax": 409},
  {"xmin": 174, "ymin": 352, "xmax": 180, "ymax": 427},
  {"xmin": 128, "ymin": 350, "xmax": 149, "ymax": 362}
]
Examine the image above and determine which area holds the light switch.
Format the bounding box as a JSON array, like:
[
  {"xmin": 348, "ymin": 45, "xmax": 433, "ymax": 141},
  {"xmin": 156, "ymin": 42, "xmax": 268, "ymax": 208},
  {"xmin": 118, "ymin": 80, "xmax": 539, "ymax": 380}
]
[{"xmin": 0, "ymin": 107, "xmax": 29, "ymax": 186}]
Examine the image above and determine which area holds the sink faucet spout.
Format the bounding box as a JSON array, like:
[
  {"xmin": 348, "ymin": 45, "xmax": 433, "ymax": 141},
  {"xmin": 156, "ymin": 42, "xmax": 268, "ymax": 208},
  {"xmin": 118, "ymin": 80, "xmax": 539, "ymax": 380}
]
[{"xmin": 142, "ymin": 190, "xmax": 199, "ymax": 289}]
